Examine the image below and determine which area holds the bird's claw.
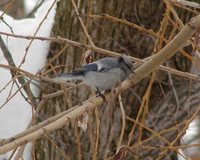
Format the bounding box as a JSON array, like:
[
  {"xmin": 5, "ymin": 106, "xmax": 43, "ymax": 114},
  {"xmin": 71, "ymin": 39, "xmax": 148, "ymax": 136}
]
[{"xmin": 96, "ymin": 88, "xmax": 106, "ymax": 101}]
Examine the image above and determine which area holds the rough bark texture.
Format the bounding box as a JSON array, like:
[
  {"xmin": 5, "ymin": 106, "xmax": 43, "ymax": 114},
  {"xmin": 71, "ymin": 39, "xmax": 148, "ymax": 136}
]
[
  {"xmin": 36, "ymin": 0, "xmax": 200, "ymax": 159},
  {"xmin": 0, "ymin": 0, "xmax": 24, "ymax": 18}
]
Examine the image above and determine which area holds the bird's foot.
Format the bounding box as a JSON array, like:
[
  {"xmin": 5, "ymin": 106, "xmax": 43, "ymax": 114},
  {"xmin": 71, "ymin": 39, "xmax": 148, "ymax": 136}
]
[
  {"xmin": 96, "ymin": 88, "xmax": 106, "ymax": 101},
  {"xmin": 98, "ymin": 92, "xmax": 106, "ymax": 101}
]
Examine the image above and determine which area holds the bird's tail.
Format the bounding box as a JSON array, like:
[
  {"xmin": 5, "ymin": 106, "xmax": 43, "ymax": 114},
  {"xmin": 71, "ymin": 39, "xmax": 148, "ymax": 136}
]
[{"xmin": 52, "ymin": 71, "xmax": 84, "ymax": 81}]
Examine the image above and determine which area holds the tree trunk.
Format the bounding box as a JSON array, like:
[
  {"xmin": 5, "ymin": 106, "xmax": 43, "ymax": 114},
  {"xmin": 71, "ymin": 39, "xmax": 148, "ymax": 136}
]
[
  {"xmin": 0, "ymin": 0, "xmax": 24, "ymax": 18},
  {"xmin": 36, "ymin": 0, "xmax": 199, "ymax": 159}
]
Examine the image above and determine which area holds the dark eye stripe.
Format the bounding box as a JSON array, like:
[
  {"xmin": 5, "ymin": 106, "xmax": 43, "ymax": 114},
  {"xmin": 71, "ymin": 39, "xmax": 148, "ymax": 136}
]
[
  {"xmin": 124, "ymin": 62, "xmax": 133, "ymax": 72},
  {"xmin": 121, "ymin": 59, "xmax": 133, "ymax": 73}
]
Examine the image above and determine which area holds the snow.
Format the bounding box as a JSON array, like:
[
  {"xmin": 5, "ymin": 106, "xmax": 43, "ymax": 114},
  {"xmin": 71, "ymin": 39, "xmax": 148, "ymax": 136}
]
[
  {"xmin": 0, "ymin": 0, "xmax": 58, "ymax": 159},
  {"xmin": 178, "ymin": 119, "xmax": 200, "ymax": 159},
  {"xmin": 24, "ymin": 0, "xmax": 54, "ymax": 15},
  {"xmin": 24, "ymin": 0, "xmax": 36, "ymax": 14}
]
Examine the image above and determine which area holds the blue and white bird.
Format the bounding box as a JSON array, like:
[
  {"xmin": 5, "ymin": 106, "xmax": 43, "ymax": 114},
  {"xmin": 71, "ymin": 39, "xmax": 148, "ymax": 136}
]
[{"xmin": 53, "ymin": 55, "xmax": 134, "ymax": 92}]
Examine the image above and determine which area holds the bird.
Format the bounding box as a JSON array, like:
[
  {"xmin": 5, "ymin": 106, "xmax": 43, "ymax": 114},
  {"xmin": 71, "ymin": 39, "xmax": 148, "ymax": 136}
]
[{"xmin": 53, "ymin": 55, "xmax": 134, "ymax": 93}]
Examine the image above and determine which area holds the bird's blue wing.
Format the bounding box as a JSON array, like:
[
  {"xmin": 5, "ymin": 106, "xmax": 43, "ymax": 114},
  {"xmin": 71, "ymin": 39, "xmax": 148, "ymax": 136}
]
[
  {"xmin": 81, "ymin": 63, "xmax": 98, "ymax": 71},
  {"xmin": 74, "ymin": 57, "xmax": 118, "ymax": 74},
  {"xmin": 81, "ymin": 62, "xmax": 110, "ymax": 72},
  {"xmin": 70, "ymin": 63, "xmax": 98, "ymax": 75}
]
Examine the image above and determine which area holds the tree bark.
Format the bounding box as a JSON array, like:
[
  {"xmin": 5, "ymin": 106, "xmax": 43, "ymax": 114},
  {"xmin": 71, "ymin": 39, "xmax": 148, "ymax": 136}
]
[
  {"xmin": 36, "ymin": 0, "xmax": 199, "ymax": 159},
  {"xmin": 0, "ymin": 0, "xmax": 24, "ymax": 18}
]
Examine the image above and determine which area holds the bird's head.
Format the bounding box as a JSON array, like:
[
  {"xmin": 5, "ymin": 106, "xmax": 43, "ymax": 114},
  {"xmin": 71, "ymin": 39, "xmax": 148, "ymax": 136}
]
[{"xmin": 118, "ymin": 55, "xmax": 134, "ymax": 74}]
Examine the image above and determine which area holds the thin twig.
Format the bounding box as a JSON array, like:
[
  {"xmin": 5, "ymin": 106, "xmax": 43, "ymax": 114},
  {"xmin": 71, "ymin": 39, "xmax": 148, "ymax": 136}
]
[
  {"xmin": 0, "ymin": 35, "xmax": 37, "ymax": 107},
  {"xmin": 117, "ymin": 94, "xmax": 126, "ymax": 150},
  {"xmin": 158, "ymin": 103, "xmax": 200, "ymax": 159},
  {"xmin": 166, "ymin": 62, "xmax": 180, "ymax": 117},
  {"xmin": 93, "ymin": 108, "xmax": 100, "ymax": 160},
  {"xmin": 0, "ymin": 32, "xmax": 199, "ymax": 82},
  {"xmin": 17, "ymin": 0, "xmax": 58, "ymax": 70},
  {"xmin": 164, "ymin": 0, "xmax": 184, "ymax": 28},
  {"xmin": 170, "ymin": 0, "xmax": 200, "ymax": 9},
  {"xmin": 70, "ymin": 0, "xmax": 94, "ymax": 47}
]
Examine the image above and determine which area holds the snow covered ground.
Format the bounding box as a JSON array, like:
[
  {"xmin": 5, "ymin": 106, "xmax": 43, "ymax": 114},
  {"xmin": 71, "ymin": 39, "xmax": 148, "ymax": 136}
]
[{"xmin": 0, "ymin": 0, "xmax": 57, "ymax": 159}]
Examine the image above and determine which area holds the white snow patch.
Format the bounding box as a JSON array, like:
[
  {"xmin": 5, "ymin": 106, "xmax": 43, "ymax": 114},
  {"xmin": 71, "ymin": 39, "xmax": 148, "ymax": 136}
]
[
  {"xmin": 24, "ymin": 0, "xmax": 36, "ymax": 14},
  {"xmin": 0, "ymin": 0, "xmax": 58, "ymax": 159},
  {"xmin": 24, "ymin": 0, "xmax": 54, "ymax": 15}
]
